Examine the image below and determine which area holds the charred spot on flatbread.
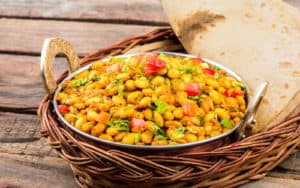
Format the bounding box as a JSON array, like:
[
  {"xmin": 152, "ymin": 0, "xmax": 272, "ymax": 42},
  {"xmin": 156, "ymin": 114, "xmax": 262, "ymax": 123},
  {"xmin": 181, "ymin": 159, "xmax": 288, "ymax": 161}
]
[{"xmin": 176, "ymin": 11, "xmax": 225, "ymax": 50}]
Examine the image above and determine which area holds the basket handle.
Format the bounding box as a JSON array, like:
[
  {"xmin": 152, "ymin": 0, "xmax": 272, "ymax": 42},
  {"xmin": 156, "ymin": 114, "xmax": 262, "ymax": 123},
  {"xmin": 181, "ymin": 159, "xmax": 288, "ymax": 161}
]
[
  {"xmin": 236, "ymin": 82, "xmax": 268, "ymax": 140},
  {"xmin": 40, "ymin": 38, "xmax": 80, "ymax": 95}
]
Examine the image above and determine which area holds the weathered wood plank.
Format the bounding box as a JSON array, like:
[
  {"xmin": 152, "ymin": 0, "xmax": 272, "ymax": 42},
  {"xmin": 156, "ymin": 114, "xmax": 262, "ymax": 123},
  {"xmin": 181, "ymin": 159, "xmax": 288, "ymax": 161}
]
[
  {"xmin": 0, "ymin": 153, "xmax": 78, "ymax": 188},
  {"xmin": 0, "ymin": 18, "xmax": 155, "ymax": 55},
  {"xmin": 0, "ymin": 0, "xmax": 168, "ymax": 24},
  {"xmin": 0, "ymin": 55, "xmax": 46, "ymax": 108}
]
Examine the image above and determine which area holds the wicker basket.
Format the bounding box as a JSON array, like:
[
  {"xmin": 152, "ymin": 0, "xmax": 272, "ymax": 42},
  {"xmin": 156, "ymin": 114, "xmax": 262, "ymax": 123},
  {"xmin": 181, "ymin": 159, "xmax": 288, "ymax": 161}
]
[{"xmin": 38, "ymin": 27, "xmax": 300, "ymax": 188}]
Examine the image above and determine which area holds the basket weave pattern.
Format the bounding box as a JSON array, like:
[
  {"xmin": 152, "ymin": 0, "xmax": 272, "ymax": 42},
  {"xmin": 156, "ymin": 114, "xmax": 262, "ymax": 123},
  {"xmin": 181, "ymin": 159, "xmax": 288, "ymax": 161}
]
[{"xmin": 38, "ymin": 28, "xmax": 300, "ymax": 188}]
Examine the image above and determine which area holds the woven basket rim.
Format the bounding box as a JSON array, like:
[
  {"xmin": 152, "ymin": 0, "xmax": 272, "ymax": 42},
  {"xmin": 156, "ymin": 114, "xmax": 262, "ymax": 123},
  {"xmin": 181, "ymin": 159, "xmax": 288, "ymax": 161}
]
[{"xmin": 38, "ymin": 27, "xmax": 300, "ymax": 188}]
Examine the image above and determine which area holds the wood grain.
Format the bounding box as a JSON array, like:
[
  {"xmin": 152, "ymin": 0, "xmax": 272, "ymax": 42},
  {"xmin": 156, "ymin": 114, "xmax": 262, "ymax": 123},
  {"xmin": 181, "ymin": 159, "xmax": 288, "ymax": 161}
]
[
  {"xmin": 0, "ymin": 18, "xmax": 155, "ymax": 55},
  {"xmin": 0, "ymin": 0, "xmax": 168, "ymax": 24},
  {"xmin": 0, "ymin": 153, "xmax": 78, "ymax": 188}
]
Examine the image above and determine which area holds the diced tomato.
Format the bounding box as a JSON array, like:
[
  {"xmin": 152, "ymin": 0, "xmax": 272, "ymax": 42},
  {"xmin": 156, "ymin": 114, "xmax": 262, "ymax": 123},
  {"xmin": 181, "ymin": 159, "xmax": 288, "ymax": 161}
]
[
  {"xmin": 231, "ymin": 91, "xmax": 244, "ymax": 98},
  {"xmin": 185, "ymin": 83, "xmax": 201, "ymax": 96},
  {"xmin": 140, "ymin": 53, "xmax": 166, "ymax": 75},
  {"xmin": 182, "ymin": 102, "xmax": 197, "ymax": 116},
  {"xmin": 106, "ymin": 64, "xmax": 121, "ymax": 73},
  {"xmin": 97, "ymin": 112, "xmax": 110, "ymax": 124},
  {"xmin": 223, "ymin": 90, "xmax": 229, "ymax": 97},
  {"xmin": 130, "ymin": 118, "xmax": 145, "ymax": 132},
  {"xmin": 147, "ymin": 56, "xmax": 166, "ymax": 71},
  {"xmin": 58, "ymin": 105, "xmax": 69, "ymax": 113},
  {"xmin": 191, "ymin": 57, "xmax": 204, "ymax": 63},
  {"xmin": 142, "ymin": 64, "xmax": 156, "ymax": 75},
  {"xmin": 203, "ymin": 68, "xmax": 215, "ymax": 75}
]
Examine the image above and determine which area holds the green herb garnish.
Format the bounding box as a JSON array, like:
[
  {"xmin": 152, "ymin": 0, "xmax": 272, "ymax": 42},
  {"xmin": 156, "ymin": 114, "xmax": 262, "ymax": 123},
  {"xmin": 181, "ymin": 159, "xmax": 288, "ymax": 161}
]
[
  {"xmin": 151, "ymin": 125, "xmax": 167, "ymax": 140},
  {"xmin": 106, "ymin": 120, "xmax": 130, "ymax": 132},
  {"xmin": 179, "ymin": 66, "xmax": 196, "ymax": 74},
  {"xmin": 211, "ymin": 65, "xmax": 220, "ymax": 71},
  {"xmin": 172, "ymin": 127, "xmax": 185, "ymax": 139},
  {"xmin": 106, "ymin": 80, "xmax": 123, "ymax": 89},
  {"xmin": 197, "ymin": 115, "xmax": 205, "ymax": 126},
  {"xmin": 154, "ymin": 99, "xmax": 167, "ymax": 114},
  {"xmin": 165, "ymin": 78, "xmax": 171, "ymax": 87},
  {"xmin": 221, "ymin": 119, "xmax": 232, "ymax": 128},
  {"xmin": 150, "ymin": 83, "xmax": 156, "ymax": 90},
  {"xmin": 134, "ymin": 133, "xmax": 141, "ymax": 144},
  {"xmin": 70, "ymin": 77, "xmax": 89, "ymax": 87}
]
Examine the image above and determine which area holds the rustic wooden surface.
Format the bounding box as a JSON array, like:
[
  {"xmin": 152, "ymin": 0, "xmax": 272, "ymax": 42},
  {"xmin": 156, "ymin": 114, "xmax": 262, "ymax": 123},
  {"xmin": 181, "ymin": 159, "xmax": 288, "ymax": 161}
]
[{"xmin": 0, "ymin": 0, "xmax": 299, "ymax": 188}]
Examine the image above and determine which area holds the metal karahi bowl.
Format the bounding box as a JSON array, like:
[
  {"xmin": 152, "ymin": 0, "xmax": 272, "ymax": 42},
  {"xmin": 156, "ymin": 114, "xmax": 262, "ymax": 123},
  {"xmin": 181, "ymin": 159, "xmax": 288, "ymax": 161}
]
[{"xmin": 40, "ymin": 38, "xmax": 267, "ymax": 155}]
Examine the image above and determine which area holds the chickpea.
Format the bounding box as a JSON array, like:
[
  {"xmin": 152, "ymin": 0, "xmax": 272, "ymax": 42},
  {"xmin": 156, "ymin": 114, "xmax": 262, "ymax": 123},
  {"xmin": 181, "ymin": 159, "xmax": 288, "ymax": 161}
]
[
  {"xmin": 152, "ymin": 140, "xmax": 168, "ymax": 145},
  {"xmin": 139, "ymin": 97, "xmax": 152, "ymax": 108},
  {"xmin": 142, "ymin": 88, "xmax": 153, "ymax": 96},
  {"xmin": 159, "ymin": 95, "xmax": 175, "ymax": 105},
  {"xmin": 204, "ymin": 122, "xmax": 213, "ymax": 135},
  {"xmin": 98, "ymin": 103, "xmax": 110, "ymax": 112},
  {"xmin": 56, "ymin": 92, "xmax": 68, "ymax": 102},
  {"xmin": 141, "ymin": 132, "xmax": 153, "ymax": 144},
  {"xmin": 181, "ymin": 74, "xmax": 192, "ymax": 83},
  {"xmin": 215, "ymin": 108, "xmax": 230, "ymax": 120},
  {"xmin": 171, "ymin": 79, "xmax": 185, "ymax": 91},
  {"xmin": 226, "ymin": 97, "xmax": 239, "ymax": 109},
  {"xmin": 133, "ymin": 111, "xmax": 144, "ymax": 119},
  {"xmin": 165, "ymin": 121, "xmax": 182, "ymax": 128},
  {"xmin": 135, "ymin": 77, "xmax": 149, "ymax": 89},
  {"xmin": 209, "ymin": 90, "xmax": 223, "ymax": 105},
  {"xmin": 206, "ymin": 79, "xmax": 219, "ymax": 89},
  {"xmin": 163, "ymin": 111, "xmax": 174, "ymax": 121},
  {"xmin": 122, "ymin": 133, "xmax": 136, "ymax": 144},
  {"xmin": 86, "ymin": 97, "xmax": 102, "ymax": 105},
  {"xmin": 116, "ymin": 73, "xmax": 130, "ymax": 81},
  {"xmin": 201, "ymin": 97, "xmax": 214, "ymax": 112},
  {"xmin": 127, "ymin": 91, "xmax": 142, "ymax": 104},
  {"xmin": 143, "ymin": 109, "xmax": 153, "ymax": 120},
  {"xmin": 125, "ymin": 80, "xmax": 136, "ymax": 91},
  {"xmin": 185, "ymin": 133, "xmax": 198, "ymax": 142},
  {"xmin": 100, "ymin": 134, "xmax": 113, "ymax": 141},
  {"xmin": 173, "ymin": 108, "xmax": 183, "ymax": 119},
  {"xmin": 155, "ymin": 86, "xmax": 170, "ymax": 96},
  {"xmin": 75, "ymin": 116, "xmax": 87, "ymax": 129},
  {"xmin": 233, "ymin": 117, "xmax": 241, "ymax": 124},
  {"xmin": 114, "ymin": 132, "xmax": 127, "ymax": 141},
  {"xmin": 97, "ymin": 76, "xmax": 110, "ymax": 88},
  {"xmin": 151, "ymin": 76, "xmax": 165, "ymax": 86},
  {"xmin": 204, "ymin": 112, "xmax": 216, "ymax": 122},
  {"xmin": 75, "ymin": 70, "xmax": 89, "ymax": 79},
  {"xmin": 145, "ymin": 121, "xmax": 155, "ymax": 131},
  {"xmin": 64, "ymin": 113, "xmax": 76, "ymax": 124},
  {"xmin": 87, "ymin": 110, "xmax": 98, "ymax": 121},
  {"xmin": 112, "ymin": 95, "xmax": 126, "ymax": 106},
  {"xmin": 175, "ymin": 91, "xmax": 188, "ymax": 105},
  {"xmin": 153, "ymin": 111, "xmax": 164, "ymax": 127},
  {"xmin": 167, "ymin": 68, "xmax": 181, "ymax": 78},
  {"xmin": 106, "ymin": 127, "xmax": 119, "ymax": 136},
  {"xmin": 91, "ymin": 123, "xmax": 106, "ymax": 136},
  {"xmin": 197, "ymin": 108, "xmax": 205, "ymax": 117},
  {"xmin": 74, "ymin": 102, "xmax": 85, "ymax": 110},
  {"xmin": 81, "ymin": 122, "xmax": 94, "ymax": 133}
]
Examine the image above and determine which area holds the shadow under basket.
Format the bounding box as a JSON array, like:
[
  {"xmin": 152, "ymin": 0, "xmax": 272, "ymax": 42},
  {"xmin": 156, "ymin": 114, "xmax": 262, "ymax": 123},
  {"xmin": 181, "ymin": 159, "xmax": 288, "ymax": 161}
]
[{"xmin": 38, "ymin": 27, "xmax": 300, "ymax": 188}]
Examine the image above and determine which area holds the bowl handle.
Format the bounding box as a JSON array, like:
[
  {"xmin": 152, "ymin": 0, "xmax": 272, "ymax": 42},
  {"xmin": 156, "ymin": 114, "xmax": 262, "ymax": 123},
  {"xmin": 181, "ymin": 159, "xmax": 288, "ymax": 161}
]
[
  {"xmin": 236, "ymin": 82, "xmax": 268, "ymax": 140},
  {"xmin": 40, "ymin": 38, "xmax": 80, "ymax": 95}
]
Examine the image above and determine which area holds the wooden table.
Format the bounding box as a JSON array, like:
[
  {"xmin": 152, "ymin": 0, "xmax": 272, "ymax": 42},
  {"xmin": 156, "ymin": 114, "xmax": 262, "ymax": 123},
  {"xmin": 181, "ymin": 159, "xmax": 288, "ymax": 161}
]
[{"xmin": 0, "ymin": 1, "xmax": 299, "ymax": 187}]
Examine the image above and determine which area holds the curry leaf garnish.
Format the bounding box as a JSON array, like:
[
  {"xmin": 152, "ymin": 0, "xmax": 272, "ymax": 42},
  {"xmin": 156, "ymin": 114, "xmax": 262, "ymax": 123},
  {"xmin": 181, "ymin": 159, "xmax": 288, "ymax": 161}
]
[
  {"xmin": 106, "ymin": 80, "xmax": 123, "ymax": 89},
  {"xmin": 179, "ymin": 66, "xmax": 196, "ymax": 74},
  {"xmin": 197, "ymin": 115, "xmax": 205, "ymax": 126}
]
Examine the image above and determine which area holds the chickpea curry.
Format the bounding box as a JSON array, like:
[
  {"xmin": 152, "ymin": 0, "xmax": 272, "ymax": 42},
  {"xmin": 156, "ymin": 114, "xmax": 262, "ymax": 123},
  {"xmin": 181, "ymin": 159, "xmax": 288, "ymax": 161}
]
[{"xmin": 56, "ymin": 53, "xmax": 247, "ymax": 146}]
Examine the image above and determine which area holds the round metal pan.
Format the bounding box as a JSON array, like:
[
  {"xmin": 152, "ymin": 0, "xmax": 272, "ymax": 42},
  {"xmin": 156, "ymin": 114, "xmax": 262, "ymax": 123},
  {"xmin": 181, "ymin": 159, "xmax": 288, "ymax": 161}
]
[{"xmin": 40, "ymin": 38, "xmax": 268, "ymax": 154}]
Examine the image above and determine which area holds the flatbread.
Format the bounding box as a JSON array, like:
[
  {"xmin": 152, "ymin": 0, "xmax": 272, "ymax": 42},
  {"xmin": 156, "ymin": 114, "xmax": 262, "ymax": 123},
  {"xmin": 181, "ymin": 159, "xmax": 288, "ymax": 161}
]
[{"xmin": 161, "ymin": 0, "xmax": 300, "ymax": 132}]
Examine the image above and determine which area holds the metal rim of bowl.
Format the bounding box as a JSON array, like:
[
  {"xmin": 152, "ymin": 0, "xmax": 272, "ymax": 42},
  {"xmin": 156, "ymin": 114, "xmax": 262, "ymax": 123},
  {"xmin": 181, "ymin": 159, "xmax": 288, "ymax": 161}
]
[{"xmin": 53, "ymin": 52, "xmax": 250, "ymax": 151}]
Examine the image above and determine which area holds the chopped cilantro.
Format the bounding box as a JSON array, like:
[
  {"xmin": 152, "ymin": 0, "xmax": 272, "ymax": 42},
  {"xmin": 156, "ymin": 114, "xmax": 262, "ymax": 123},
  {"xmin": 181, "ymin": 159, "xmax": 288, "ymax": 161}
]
[
  {"xmin": 197, "ymin": 115, "xmax": 204, "ymax": 126},
  {"xmin": 70, "ymin": 77, "xmax": 89, "ymax": 87},
  {"xmin": 106, "ymin": 120, "xmax": 129, "ymax": 132},
  {"xmin": 150, "ymin": 84, "xmax": 156, "ymax": 90},
  {"xmin": 221, "ymin": 119, "xmax": 232, "ymax": 128},
  {"xmin": 151, "ymin": 124, "xmax": 167, "ymax": 140},
  {"xmin": 179, "ymin": 66, "xmax": 196, "ymax": 74},
  {"xmin": 63, "ymin": 99, "xmax": 71, "ymax": 105},
  {"xmin": 154, "ymin": 100, "xmax": 167, "ymax": 114},
  {"xmin": 172, "ymin": 127, "xmax": 185, "ymax": 139},
  {"xmin": 134, "ymin": 133, "xmax": 141, "ymax": 144},
  {"xmin": 165, "ymin": 78, "xmax": 171, "ymax": 87},
  {"xmin": 211, "ymin": 65, "xmax": 220, "ymax": 71},
  {"xmin": 188, "ymin": 95, "xmax": 200, "ymax": 101},
  {"xmin": 107, "ymin": 80, "xmax": 123, "ymax": 89}
]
